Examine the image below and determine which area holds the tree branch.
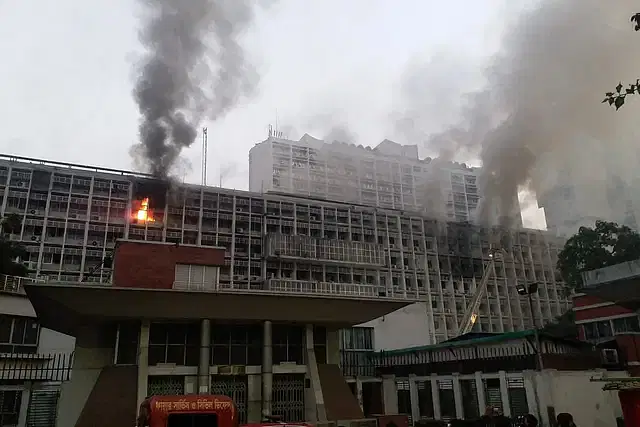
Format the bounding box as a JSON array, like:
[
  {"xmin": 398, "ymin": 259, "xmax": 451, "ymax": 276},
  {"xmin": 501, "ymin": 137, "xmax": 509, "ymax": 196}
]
[{"xmin": 602, "ymin": 13, "xmax": 640, "ymax": 110}]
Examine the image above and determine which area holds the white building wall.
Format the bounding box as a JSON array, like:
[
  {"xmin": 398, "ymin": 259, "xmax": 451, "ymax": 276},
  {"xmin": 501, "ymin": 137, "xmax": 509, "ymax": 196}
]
[
  {"xmin": 248, "ymin": 142, "xmax": 273, "ymax": 193},
  {"xmin": 38, "ymin": 328, "xmax": 75, "ymax": 355},
  {"xmin": 361, "ymin": 303, "xmax": 432, "ymax": 350},
  {"xmin": 247, "ymin": 135, "xmax": 522, "ymax": 225},
  {"xmin": 380, "ymin": 369, "xmax": 626, "ymax": 426},
  {"xmin": 534, "ymin": 370, "xmax": 626, "ymax": 427}
]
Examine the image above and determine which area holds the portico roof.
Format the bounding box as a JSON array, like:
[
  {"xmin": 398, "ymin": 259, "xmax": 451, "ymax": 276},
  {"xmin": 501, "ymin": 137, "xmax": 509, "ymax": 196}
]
[{"xmin": 24, "ymin": 283, "xmax": 413, "ymax": 336}]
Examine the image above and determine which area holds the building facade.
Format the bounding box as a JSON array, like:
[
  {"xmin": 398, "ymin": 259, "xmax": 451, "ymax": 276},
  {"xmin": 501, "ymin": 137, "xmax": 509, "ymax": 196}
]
[
  {"xmin": 0, "ymin": 275, "xmax": 74, "ymax": 427},
  {"xmin": 340, "ymin": 330, "xmax": 626, "ymax": 427},
  {"xmin": 25, "ymin": 240, "xmax": 412, "ymax": 426},
  {"xmin": 0, "ymin": 154, "xmax": 569, "ymax": 345},
  {"xmin": 249, "ymin": 134, "xmax": 523, "ymax": 226}
]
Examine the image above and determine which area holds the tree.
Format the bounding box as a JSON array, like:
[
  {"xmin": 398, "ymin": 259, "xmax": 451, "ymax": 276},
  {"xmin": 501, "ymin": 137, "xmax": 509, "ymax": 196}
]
[
  {"xmin": 602, "ymin": 13, "xmax": 640, "ymax": 110},
  {"xmin": 557, "ymin": 220, "xmax": 640, "ymax": 289},
  {"xmin": 542, "ymin": 309, "xmax": 577, "ymax": 339},
  {"xmin": 0, "ymin": 214, "xmax": 27, "ymax": 277}
]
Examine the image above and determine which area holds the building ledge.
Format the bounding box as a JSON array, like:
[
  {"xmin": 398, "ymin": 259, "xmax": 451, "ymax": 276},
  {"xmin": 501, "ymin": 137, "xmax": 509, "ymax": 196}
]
[{"xmin": 24, "ymin": 283, "xmax": 413, "ymax": 337}]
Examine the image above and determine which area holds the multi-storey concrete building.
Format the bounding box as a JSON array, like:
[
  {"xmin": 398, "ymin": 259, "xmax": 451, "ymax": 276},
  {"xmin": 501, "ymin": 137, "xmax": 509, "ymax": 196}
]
[
  {"xmin": 0, "ymin": 154, "xmax": 568, "ymax": 346},
  {"xmin": 249, "ymin": 134, "xmax": 523, "ymax": 227}
]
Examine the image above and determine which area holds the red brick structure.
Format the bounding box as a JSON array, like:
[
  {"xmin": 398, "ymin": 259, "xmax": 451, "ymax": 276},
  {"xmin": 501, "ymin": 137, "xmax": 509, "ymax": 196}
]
[{"xmin": 113, "ymin": 241, "xmax": 225, "ymax": 289}]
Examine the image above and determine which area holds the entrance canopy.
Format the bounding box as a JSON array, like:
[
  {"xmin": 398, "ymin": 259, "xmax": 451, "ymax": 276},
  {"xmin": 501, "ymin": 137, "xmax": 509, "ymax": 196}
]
[{"xmin": 24, "ymin": 283, "xmax": 412, "ymax": 336}]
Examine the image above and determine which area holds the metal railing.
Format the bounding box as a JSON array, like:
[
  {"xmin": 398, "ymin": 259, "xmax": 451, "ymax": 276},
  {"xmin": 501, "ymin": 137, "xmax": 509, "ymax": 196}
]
[
  {"xmin": 0, "ymin": 352, "xmax": 74, "ymax": 382},
  {"xmin": 172, "ymin": 278, "xmax": 413, "ymax": 300},
  {"xmin": 0, "ymin": 275, "xmax": 46, "ymax": 294},
  {"xmin": 265, "ymin": 279, "xmax": 387, "ymax": 298},
  {"xmin": 172, "ymin": 281, "xmax": 217, "ymax": 291}
]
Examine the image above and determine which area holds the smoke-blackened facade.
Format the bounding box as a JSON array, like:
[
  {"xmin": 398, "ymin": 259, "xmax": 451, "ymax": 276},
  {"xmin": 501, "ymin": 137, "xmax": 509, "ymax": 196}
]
[{"xmin": 1, "ymin": 154, "xmax": 569, "ymax": 343}]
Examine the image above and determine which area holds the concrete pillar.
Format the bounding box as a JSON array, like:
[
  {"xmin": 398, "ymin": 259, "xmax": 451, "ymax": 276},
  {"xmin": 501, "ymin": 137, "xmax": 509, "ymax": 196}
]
[
  {"xmin": 262, "ymin": 320, "xmax": 273, "ymax": 418},
  {"xmin": 198, "ymin": 319, "xmax": 211, "ymax": 394},
  {"xmin": 18, "ymin": 382, "xmax": 31, "ymax": 427},
  {"xmin": 137, "ymin": 320, "xmax": 150, "ymax": 407},
  {"xmin": 382, "ymin": 375, "xmax": 398, "ymax": 414},
  {"xmin": 452, "ymin": 374, "xmax": 463, "ymax": 419},
  {"xmin": 498, "ymin": 371, "xmax": 510, "ymax": 417},
  {"xmin": 430, "ymin": 374, "xmax": 441, "ymax": 420},
  {"xmin": 326, "ymin": 328, "xmax": 340, "ymax": 365},
  {"xmin": 408, "ymin": 375, "xmax": 419, "ymax": 422},
  {"xmin": 474, "ymin": 371, "xmax": 486, "ymax": 416},
  {"xmin": 247, "ymin": 374, "xmax": 262, "ymax": 423},
  {"xmin": 523, "ymin": 371, "xmax": 538, "ymax": 416}
]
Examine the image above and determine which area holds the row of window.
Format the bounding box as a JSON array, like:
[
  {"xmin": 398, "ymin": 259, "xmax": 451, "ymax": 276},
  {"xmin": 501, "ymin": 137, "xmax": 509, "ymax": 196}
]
[
  {"xmin": 582, "ymin": 315, "xmax": 640, "ymax": 341},
  {"xmin": 116, "ymin": 323, "xmax": 327, "ymax": 366}
]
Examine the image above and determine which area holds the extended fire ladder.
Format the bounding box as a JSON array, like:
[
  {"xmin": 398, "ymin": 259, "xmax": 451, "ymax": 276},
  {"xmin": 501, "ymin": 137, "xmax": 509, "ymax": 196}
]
[{"xmin": 456, "ymin": 248, "xmax": 504, "ymax": 336}]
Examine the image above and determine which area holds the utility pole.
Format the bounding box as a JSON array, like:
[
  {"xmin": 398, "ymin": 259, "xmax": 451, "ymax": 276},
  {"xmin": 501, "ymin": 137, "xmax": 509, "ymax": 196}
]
[{"xmin": 201, "ymin": 128, "xmax": 208, "ymax": 186}]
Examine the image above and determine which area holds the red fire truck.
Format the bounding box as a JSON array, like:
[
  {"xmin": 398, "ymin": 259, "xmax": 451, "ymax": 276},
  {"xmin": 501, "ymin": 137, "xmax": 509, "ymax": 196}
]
[{"xmin": 137, "ymin": 395, "xmax": 238, "ymax": 427}]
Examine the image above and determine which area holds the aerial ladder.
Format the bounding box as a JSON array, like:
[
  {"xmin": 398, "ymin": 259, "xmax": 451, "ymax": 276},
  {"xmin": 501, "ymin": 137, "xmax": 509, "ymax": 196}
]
[{"xmin": 456, "ymin": 247, "xmax": 505, "ymax": 336}]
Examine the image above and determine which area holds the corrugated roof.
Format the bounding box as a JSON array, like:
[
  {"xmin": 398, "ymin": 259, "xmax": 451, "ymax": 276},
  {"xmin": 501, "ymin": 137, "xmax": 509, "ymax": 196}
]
[{"xmin": 377, "ymin": 329, "xmax": 583, "ymax": 356}]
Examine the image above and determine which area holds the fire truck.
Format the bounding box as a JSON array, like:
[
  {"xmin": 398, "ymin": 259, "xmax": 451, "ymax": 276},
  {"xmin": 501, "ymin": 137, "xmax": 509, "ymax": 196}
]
[{"xmin": 137, "ymin": 395, "xmax": 238, "ymax": 427}]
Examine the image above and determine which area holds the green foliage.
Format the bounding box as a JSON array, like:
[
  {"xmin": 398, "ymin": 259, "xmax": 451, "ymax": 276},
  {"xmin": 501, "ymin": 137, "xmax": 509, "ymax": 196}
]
[
  {"xmin": 557, "ymin": 220, "xmax": 640, "ymax": 289},
  {"xmin": 542, "ymin": 309, "xmax": 577, "ymax": 339},
  {"xmin": 0, "ymin": 214, "xmax": 27, "ymax": 277},
  {"xmin": 602, "ymin": 13, "xmax": 640, "ymax": 110}
]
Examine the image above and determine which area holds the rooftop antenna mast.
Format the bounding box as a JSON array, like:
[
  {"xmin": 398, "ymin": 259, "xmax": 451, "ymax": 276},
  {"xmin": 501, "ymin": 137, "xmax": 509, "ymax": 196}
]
[{"xmin": 201, "ymin": 127, "xmax": 208, "ymax": 186}]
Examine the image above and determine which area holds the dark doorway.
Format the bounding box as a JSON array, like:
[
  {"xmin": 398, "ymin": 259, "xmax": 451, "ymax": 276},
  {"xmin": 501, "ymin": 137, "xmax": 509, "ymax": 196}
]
[{"xmin": 362, "ymin": 382, "xmax": 384, "ymax": 417}]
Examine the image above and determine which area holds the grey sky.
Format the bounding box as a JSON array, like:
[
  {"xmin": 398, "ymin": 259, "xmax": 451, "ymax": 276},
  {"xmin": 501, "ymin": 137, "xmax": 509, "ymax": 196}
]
[{"xmin": 0, "ymin": 0, "xmax": 545, "ymax": 227}]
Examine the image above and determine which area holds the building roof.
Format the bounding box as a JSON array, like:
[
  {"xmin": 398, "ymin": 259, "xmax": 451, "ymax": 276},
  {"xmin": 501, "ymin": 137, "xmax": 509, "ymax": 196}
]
[{"xmin": 378, "ymin": 329, "xmax": 588, "ymax": 356}]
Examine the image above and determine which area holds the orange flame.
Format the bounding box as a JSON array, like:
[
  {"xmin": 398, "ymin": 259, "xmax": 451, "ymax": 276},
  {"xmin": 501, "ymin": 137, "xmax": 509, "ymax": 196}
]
[{"xmin": 136, "ymin": 198, "xmax": 154, "ymax": 222}]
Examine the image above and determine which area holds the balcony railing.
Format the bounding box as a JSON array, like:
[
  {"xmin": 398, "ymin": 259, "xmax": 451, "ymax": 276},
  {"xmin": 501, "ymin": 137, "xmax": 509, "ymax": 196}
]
[
  {"xmin": 265, "ymin": 279, "xmax": 390, "ymax": 299},
  {"xmin": 172, "ymin": 278, "xmax": 412, "ymax": 300},
  {"xmin": 0, "ymin": 275, "xmax": 46, "ymax": 294},
  {"xmin": 0, "ymin": 352, "xmax": 74, "ymax": 382}
]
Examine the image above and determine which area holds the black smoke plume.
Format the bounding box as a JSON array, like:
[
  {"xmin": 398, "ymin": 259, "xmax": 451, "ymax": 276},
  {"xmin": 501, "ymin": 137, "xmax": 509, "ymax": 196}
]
[{"xmin": 132, "ymin": 0, "xmax": 267, "ymax": 177}]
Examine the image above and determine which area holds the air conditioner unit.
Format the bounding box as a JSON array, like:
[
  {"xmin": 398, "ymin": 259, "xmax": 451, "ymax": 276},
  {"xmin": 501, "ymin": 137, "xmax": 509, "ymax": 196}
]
[{"xmin": 602, "ymin": 348, "xmax": 619, "ymax": 365}]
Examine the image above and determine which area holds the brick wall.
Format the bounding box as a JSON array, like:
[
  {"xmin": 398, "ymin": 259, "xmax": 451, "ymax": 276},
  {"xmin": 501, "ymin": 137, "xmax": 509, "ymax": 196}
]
[{"xmin": 112, "ymin": 241, "xmax": 225, "ymax": 289}]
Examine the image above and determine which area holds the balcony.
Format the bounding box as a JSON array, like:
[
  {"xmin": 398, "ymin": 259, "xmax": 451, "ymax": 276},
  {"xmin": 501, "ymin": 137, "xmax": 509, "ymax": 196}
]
[
  {"xmin": 0, "ymin": 275, "xmax": 45, "ymax": 295},
  {"xmin": 265, "ymin": 233, "xmax": 385, "ymax": 267},
  {"xmin": 264, "ymin": 279, "xmax": 391, "ymax": 299}
]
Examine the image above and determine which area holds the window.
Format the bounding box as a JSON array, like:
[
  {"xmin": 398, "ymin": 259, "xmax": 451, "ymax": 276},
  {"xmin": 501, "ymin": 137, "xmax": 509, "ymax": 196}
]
[
  {"xmin": 272, "ymin": 324, "xmax": 304, "ymax": 364},
  {"xmin": 174, "ymin": 264, "xmax": 219, "ymax": 291},
  {"xmin": 210, "ymin": 324, "xmax": 262, "ymax": 366},
  {"xmin": 115, "ymin": 321, "xmax": 140, "ymax": 365},
  {"xmin": 0, "ymin": 316, "xmax": 38, "ymax": 354},
  {"xmin": 0, "ymin": 390, "xmax": 21, "ymax": 426},
  {"xmin": 613, "ymin": 316, "xmax": 640, "ymax": 334},
  {"xmin": 148, "ymin": 323, "xmax": 199, "ymax": 366},
  {"xmin": 313, "ymin": 326, "xmax": 327, "ymax": 364},
  {"xmin": 341, "ymin": 327, "xmax": 373, "ymax": 351},
  {"xmin": 583, "ymin": 320, "xmax": 614, "ymax": 341}
]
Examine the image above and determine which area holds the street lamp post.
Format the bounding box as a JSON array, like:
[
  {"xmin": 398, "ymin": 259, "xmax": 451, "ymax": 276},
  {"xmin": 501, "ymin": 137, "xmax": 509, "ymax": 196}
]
[
  {"xmin": 517, "ymin": 282, "xmax": 544, "ymax": 423},
  {"xmin": 516, "ymin": 282, "xmax": 544, "ymax": 370}
]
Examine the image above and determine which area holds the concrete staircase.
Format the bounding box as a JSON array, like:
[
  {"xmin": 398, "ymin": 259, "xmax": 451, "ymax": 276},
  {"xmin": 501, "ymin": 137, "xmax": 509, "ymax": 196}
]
[{"xmin": 74, "ymin": 365, "xmax": 138, "ymax": 427}]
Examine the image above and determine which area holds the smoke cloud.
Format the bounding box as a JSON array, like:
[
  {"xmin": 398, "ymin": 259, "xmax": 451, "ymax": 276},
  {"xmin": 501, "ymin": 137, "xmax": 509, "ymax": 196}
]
[
  {"xmin": 416, "ymin": 0, "xmax": 640, "ymax": 226},
  {"xmin": 131, "ymin": 0, "xmax": 268, "ymax": 177}
]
